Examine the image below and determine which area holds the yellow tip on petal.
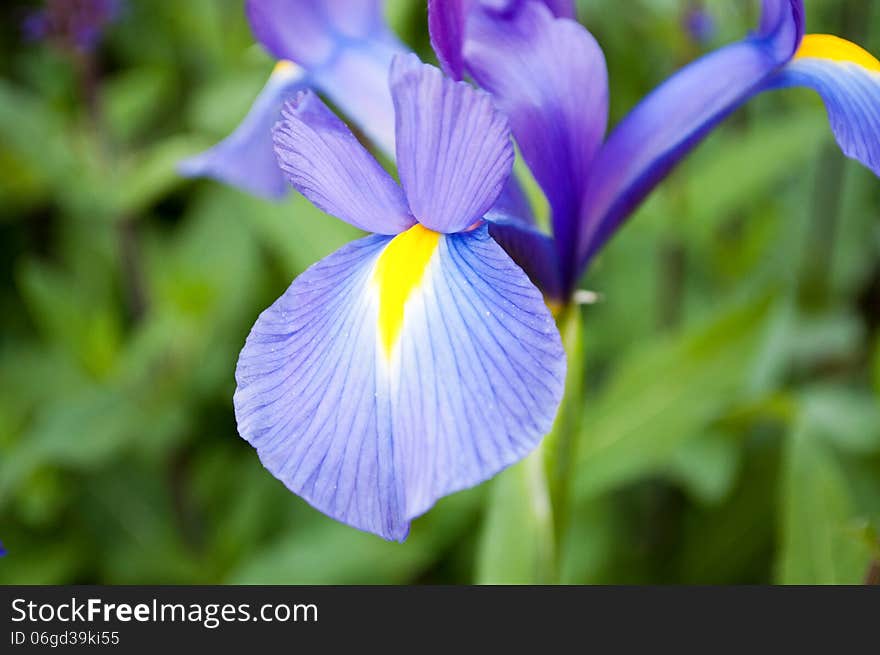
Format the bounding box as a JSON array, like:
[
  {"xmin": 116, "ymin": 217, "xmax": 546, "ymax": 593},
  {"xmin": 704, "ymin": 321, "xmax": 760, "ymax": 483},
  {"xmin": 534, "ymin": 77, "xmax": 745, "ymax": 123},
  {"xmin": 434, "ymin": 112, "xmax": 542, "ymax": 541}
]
[
  {"xmin": 795, "ymin": 34, "xmax": 880, "ymax": 73},
  {"xmin": 272, "ymin": 59, "xmax": 300, "ymax": 77},
  {"xmin": 374, "ymin": 224, "xmax": 441, "ymax": 357}
]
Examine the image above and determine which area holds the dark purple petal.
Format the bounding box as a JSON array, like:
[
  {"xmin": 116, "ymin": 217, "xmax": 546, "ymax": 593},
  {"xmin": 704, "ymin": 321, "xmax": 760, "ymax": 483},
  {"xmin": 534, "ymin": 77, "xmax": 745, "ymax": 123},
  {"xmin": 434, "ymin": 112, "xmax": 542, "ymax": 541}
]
[
  {"xmin": 273, "ymin": 91, "xmax": 414, "ymax": 235},
  {"xmin": 179, "ymin": 63, "xmax": 308, "ymax": 199},
  {"xmin": 463, "ymin": 1, "xmax": 608, "ymax": 290},
  {"xmin": 428, "ymin": 0, "xmax": 472, "ymax": 80},
  {"xmin": 488, "ymin": 219, "xmax": 565, "ymax": 303},
  {"xmin": 575, "ymin": 0, "xmax": 805, "ymax": 272},
  {"xmin": 429, "ymin": 0, "xmax": 576, "ymax": 80},
  {"xmin": 390, "ymin": 54, "xmax": 514, "ymax": 234}
]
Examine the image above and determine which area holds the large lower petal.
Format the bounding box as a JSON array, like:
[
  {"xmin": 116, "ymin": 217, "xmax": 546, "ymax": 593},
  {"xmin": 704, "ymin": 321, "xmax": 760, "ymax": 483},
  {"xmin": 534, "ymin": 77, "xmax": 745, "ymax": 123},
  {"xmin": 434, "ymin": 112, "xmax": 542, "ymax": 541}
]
[
  {"xmin": 273, "ymin": 91, "xmax": 414, "ymax": 234},
  {"xmin": 234, "ymin": 226, "xmax": 565, "ymax": 541},
  {"xmin": 179, "ymin": 62, "xmax": 307, "ymax": 199},
  {"xmin": 462, "ymin": 1, "xmax": 608, "ymax": 289},
  {"xmin": 390, "ymin": 55, "xmax": 514, "ymax": 233},
  {"xmin": 773, "ymin": 35, "xmax": 880, "ymax": 176},
  {"xmin": 576, "ymin": 0, "xmax": 805, "ymax": 272}
]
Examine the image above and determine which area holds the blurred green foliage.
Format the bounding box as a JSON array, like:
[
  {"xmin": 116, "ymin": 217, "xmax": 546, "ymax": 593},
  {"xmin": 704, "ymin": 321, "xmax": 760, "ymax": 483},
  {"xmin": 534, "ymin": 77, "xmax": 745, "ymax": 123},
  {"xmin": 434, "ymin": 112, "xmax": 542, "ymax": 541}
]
[{"xmin": 1, "ymin": 0, "xmax": 878, "ymax": 584}]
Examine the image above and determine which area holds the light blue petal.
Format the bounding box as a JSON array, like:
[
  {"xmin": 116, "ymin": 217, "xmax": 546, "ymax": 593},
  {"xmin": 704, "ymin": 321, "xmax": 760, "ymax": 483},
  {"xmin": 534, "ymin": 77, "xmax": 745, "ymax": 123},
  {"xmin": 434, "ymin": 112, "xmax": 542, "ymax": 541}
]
[
  {"xmin": 233, "ymin": 226, "xmax": 565, "ymax": 541},
  {"xmin": 390, "ymin": 55, "xmax": 514, "ymax": 233},
  {"xmin": 774, "ymin": 58, "xmax": 880, "ymax": 177},
  {"xmin": 179, "ymin": 63, "xmax": 307, "ymax": 199},
  {"xmin": 247, "ymin": 0, "xmax": 406, "ymax": 155},
  {"xmin": 273, "ymin": 91, "xmax": 414, "ymax": 234},
  {"xmin": 246, "ymin": 0, "xmax": 389, "ymax": 68}
]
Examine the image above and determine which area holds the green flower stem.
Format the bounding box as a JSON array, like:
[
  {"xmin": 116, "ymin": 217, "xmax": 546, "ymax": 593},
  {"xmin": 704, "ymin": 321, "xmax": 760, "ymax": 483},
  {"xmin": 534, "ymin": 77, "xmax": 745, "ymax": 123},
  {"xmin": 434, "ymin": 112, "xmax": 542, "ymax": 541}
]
[{"xmin": 542, "ymin": 304, "xmax": 585, "ymax": 544}]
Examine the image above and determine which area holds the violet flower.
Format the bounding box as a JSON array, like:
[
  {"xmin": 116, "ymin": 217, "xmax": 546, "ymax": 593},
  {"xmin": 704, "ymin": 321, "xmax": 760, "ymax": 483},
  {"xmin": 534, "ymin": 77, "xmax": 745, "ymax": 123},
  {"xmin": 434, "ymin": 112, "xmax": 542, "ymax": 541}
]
[{"xmin": 430, "ymin": 0, "xmax": 880, "ymax": 303}]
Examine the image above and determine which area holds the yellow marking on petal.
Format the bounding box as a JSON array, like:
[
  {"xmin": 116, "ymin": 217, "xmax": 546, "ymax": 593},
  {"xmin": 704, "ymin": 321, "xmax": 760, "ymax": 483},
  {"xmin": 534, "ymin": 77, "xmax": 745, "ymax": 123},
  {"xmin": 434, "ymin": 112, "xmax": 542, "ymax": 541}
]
[
  {"xmin": 373, "ymin": 224, "xmax": 441, "ymax": 357},
  {"xmin": 795, "ymin": 34, "xmax": 880, "ymax": 73},
  {"xmin": 272, "ymin": 59, "xmax": 300, "ymax": 77}
]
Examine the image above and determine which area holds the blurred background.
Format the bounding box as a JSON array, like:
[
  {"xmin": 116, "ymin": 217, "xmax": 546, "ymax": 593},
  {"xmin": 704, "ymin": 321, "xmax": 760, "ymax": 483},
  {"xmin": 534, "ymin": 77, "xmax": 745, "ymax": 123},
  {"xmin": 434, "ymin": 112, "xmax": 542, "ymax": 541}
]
[{"xmin": 1, "ymin": 0, "xmax": 878, "ymax": 585}]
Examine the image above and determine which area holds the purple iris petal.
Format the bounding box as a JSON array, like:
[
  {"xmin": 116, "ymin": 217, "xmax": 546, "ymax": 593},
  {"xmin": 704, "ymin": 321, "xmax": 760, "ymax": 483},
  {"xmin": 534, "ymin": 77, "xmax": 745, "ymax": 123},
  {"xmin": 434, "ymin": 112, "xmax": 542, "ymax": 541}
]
[
  {"xmin": 0, "ymin": 540, "xmax": 6, "ymax": 557},
  {"xmin": 246, "ymin": 0, "xmax": 405, "ymax": 154},
  {"xmin": 390, "ymin": 54, "xmax": 514, "ymax": 234},
  {"xmin": 462, "ymin": 1, "xmax": 607, "ymax": 291},
  {"xmin": 234, "ymin": 227, "xmax": 564, "ymax": 541},
  {"xmin": 428, "ymin": 0, "xmax": 471, "ymax": 80},
  {"xmin": 246, "ymin": 0, "xmax": 389, "ymax": 67},
  {"xmin": 429, "ymin": 0, "xmax": 576, "ymax": 80},
  {"xmin": 772, "ymin": 58, "xmax": 880, "ymax": 177},
  {"xmin": 273, "ymin": 90, "xmax": 414, "ymax": 235},
  {"xmin": 179, "ymin": 63, "xmax": 308, "ymax": 199},
  {"xmin": 184, "ymin": 0, "xmax": 407, "ymax": 198},
  {"xmin": 575, "ymin": 0, "xmax": 805, "ymax": 271}
]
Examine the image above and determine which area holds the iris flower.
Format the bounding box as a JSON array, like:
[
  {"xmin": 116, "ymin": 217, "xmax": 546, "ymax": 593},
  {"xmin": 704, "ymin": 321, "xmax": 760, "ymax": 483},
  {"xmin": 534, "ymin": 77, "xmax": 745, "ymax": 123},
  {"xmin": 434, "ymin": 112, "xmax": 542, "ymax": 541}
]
[
  {"xmin": 191, "ymin": 0, "xmax": 879, "ymax": 541},
  {"xmin": 180, "ymin": 0, "xmax": 407, "ymax": 198},
  {"xmin": 429, "ymin": 0, "xmax": 880, "ymax": 303},
  {"xmin": 233, "ymin": 55, "xmax": 566, "ymax": 541}
]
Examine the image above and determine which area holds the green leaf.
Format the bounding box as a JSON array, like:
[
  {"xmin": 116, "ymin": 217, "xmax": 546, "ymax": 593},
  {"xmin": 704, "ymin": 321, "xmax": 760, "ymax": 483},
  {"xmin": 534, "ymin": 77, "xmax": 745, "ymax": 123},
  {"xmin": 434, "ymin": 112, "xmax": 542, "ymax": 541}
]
[
  {"xmin": 0, "ymin": 81, "xmax": 77, "ymax": 209},
  {"xmin": 799, "ymin": 386, "xmax": 880, "ymax": 455},
  {"xmin": 112, "ymin": 134, "xmax": 211, "ymax": 217},
  {"xmin": 571, "ymin": 295, "xmax": 772, "ymax": 502},
  {"xmin": 667, "ymin": 431, "xmax": 742, "ymax": 506},
  {"xmin": 777, "ymin": 421, "xmax": 873, "ymax": 584},
  {"xmin": 101, "ymin": 67, "xmax": 175, "ymax": 143}
]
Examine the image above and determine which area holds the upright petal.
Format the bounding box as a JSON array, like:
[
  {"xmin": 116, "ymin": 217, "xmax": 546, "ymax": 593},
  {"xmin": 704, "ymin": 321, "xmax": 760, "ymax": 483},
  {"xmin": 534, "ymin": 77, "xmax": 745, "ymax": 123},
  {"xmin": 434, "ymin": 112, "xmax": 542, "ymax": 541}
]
[
  {"xmin": 576, "ymin": 0, "xmax": 805, "ymax": 271},
  {"xmin": 462, "ymin": 1, "xmax": 608, "ymax": 288},
  {"xmin": 247, "ymin": 0, "xmax": 407, "ymax": 154},
  {"xmin": 773, "ymin": 35, "xmax": 880, "ymax": 176},
  {"xmin": 234, "ymin": 225, "xmax": 565, "ymax": 541},
  {"xmin": 179, "ymin": 62, "xmax": 307, "ymax": 199},
  {"xmin": 273, "ymin": 91, "xmax": 414, "ymax": 235},
  {"xmin": 428, "ymin": 0, "xmax": 472, "ymax": 80},
  {"xmin": 390, "ymin": 55, "xmax": 514, "ymax": 233},
  {"xmin": 429, "ymin": 0, "xmax": 575, "ymax": 80}
]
